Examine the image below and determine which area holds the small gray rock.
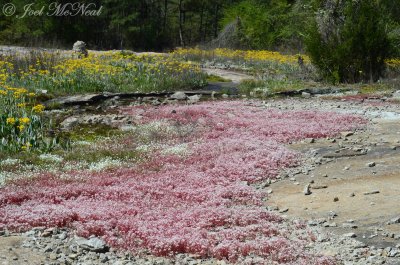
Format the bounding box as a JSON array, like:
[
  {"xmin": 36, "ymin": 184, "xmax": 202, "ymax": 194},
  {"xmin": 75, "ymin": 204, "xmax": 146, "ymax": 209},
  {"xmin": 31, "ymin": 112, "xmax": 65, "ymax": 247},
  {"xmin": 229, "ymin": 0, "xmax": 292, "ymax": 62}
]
[
  {"xmin": 170, "ymin": 91, "xmax": 187, "ymax": 100},
  {"xmin": 364, "ymin": 190, "xmax": 380, "ymax": 195},
  {"xmin": 387, "ymin": 216, "xmax": 400, "ymax": 225},
  {"xmin": 342, "ymin": 223, "xmax": 358, "ymax": 229},
  {"xmin": 74, "ymin": 237, "xmax": 108, "ymax": 253},
  {"xmin": 343, "ymin": 232, "xmax": 357, "ymax": 238},
  {"xmin": 303, "ymin": 184, "xmax": 312, "ymax": 195},
  {"xmin": 187, "ymin": 94, "xmax": 201, "ymax": 104}
]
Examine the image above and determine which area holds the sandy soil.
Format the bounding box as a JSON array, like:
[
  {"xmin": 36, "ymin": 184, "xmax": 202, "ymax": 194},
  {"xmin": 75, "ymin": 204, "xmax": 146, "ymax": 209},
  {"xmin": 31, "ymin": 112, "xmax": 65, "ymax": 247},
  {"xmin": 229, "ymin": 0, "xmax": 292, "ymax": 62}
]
[{"xmin": 269, "ymin": 117, "xmax": 400, "ymax": 250}]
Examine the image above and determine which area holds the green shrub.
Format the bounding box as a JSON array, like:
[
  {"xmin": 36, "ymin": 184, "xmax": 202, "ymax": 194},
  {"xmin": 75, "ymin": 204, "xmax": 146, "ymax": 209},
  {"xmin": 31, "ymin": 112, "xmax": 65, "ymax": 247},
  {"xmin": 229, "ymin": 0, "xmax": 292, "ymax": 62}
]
[{"xmin": 305, "ymin": 0, "xmax": 390, "ymax": 83}]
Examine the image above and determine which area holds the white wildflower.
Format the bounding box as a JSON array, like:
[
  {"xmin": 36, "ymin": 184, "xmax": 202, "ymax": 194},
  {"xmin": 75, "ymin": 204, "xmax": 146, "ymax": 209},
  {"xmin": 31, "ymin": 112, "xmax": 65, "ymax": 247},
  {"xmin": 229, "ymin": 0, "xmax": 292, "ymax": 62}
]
[{"xmin": 39, "ymin": 154, "xmax": 64, "ymax": 163}]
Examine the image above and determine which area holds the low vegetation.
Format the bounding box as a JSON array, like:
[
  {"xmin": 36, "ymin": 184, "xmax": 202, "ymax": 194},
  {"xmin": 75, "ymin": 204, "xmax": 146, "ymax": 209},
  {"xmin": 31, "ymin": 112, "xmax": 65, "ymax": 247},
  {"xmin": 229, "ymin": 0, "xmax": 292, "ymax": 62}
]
[
  {"xmin": 1, "ymin": 51, "xmax": 207, "ymax": 96},
  {"xmin": 0, "ymin": 101, "xmax": 365, "ymax": 263},
  {"xmin": 0, "ymin": 84, "xmax": 65, "ymax": 153}
]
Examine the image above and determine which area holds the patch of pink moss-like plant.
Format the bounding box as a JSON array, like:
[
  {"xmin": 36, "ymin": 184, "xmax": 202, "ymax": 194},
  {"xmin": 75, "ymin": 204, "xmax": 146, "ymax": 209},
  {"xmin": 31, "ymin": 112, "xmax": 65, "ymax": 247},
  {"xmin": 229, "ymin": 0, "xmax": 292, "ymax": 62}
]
[{"xmin": 0, "ymin": 101, "xmax": 366, "ymax": 264}]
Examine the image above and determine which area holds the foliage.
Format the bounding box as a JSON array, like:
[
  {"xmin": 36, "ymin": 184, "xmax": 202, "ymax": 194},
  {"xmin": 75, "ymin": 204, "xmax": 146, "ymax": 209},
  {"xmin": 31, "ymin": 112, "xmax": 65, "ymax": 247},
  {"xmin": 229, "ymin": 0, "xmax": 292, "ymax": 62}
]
[
  {"xmin": 221, "ymin": 0, "xmax": 308, "ymax": 50},
  {"xmin": 0, "ymin": 101, "xmax": 365, "ymax": 263},
  {"xmin": 1, "ymin": 51, "xmax": 207, "ymax": 96},
  {"xmin": 239, "ymin": 78, "xmax": 305, "ymax": 96},
  {"xmin": 0, "ymin": 85, "xmax": 66, "ymax": 153},
  {"xmin": 305, "ymin": 0, "xmax": 391, "ymax": 83}
]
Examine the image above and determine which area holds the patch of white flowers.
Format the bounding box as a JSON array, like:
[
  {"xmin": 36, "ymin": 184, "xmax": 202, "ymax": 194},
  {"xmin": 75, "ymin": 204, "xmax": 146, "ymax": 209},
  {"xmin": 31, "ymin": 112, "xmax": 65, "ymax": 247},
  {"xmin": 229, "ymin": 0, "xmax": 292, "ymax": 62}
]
[
  {"xmin": 88, "ymin": 157, "xmax": 123, "ymax": 172},
  {"xmin": 161, "ymin": 143, "xmax": 191, "ymax": 156},
  {"xmin": 0, "ymin": 158, "xmax": 21, "ymax": 166},
  {"xmin": 39, "ymin": 154, "xmax": 64, "ymax": 163},
  {"xmin": 73, "ymin": 141, "xmax": 92, "ymax": 146},
  {"xmin": 0, "ymin": 173, "xmax": 6, "ymax": 186},
  {"xmin": 136, "ymin": 143, "xmax": 162, "ymax": 153}
]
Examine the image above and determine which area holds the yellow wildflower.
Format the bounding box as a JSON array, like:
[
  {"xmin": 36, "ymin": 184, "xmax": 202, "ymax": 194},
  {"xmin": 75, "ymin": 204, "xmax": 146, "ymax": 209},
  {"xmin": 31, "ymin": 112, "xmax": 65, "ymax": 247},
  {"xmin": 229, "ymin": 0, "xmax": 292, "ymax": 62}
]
[
  {"xmin": 21, "ymin": 142, "xmax": 31, "ymax": 150},
  {"xmin": 6, "ymin": 117, "xmax": 16, "ymax": 125},
  {"xmin": 18, "ymin": 124, "xmax": 25, "ymax": 131},
  {"xmin": 19, "ymin": 117, "xmax": 30, "ymax": 124},
  {"xmin": 32, "ymin": 104, "xmax": 45, "ymax": 113},
  {"xmin": 17, "ymin": 103, "xmax": 27, "ymax": 108}
]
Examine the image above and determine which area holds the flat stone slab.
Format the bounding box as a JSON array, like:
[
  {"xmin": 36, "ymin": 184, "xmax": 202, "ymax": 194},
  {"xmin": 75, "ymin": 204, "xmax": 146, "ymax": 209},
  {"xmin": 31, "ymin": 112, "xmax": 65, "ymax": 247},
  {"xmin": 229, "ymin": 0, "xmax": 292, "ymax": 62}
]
[{"xmin": 45, "ymin": 91, "xmax": 221, "ymax": 107}]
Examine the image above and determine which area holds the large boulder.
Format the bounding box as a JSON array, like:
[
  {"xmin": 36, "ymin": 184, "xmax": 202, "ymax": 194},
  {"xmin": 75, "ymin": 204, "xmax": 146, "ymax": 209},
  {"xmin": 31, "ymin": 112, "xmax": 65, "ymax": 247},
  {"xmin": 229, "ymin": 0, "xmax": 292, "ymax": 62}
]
[{"xmin": 73, "ymin": 41, "xmax": 88, "ymax": 58}]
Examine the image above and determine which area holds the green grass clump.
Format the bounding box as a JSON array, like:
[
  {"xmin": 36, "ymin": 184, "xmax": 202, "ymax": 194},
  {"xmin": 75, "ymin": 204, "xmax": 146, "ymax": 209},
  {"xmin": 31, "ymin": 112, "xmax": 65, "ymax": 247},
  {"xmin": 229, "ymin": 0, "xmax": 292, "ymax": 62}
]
[
  {"xmin": 206, "ymin": 74, "xmax": 232, "ymax": 83},
  {"xmin": 239, "ymin": 78, "xmax": 304, "ymax": 97}
]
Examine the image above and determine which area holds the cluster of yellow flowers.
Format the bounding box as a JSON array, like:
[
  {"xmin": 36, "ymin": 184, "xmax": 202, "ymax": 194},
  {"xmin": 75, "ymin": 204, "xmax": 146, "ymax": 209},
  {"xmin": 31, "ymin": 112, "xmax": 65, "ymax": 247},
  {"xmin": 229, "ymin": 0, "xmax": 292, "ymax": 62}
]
[
  {"xmin": 386, "ymin": 58, "xmax": 400, "ymax": 69},
  {"xmin": 53, "ymin": 55, "xmax": 122, "ymax": 76},
  {"xmin": 0, "ymin": 83, "xmax": 46, "ymax": 152},
  {"xmin": 174, "ymin": 48, "xmax": 400, "ymax": 71},
  {"xmin": 173, "ymin": 47, "xmax": 311, "ymax": 64},
  {"xmin": 6, "ymin": 117, "xmax": 30, "ymax": 131},
  {"xmin": 0, "ymin": 49, "xmax": 206, "ymax": 96}
]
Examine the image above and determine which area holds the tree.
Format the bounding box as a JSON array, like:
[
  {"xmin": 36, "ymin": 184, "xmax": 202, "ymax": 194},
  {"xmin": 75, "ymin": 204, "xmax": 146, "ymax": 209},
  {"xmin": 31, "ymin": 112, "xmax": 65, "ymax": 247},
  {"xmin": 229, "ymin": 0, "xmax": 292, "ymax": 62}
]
[{"xmin": 305, "ymin": 0, "xmax": 390, "ymax": 83}]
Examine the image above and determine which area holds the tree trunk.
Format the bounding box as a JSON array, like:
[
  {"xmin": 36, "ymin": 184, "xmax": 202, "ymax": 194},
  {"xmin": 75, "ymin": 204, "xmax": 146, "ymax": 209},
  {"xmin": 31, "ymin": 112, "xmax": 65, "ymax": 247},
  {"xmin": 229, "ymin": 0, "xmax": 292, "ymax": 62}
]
[{"xmin": 179, "ymin": 0, "xmax": 185, "ymax": 47}]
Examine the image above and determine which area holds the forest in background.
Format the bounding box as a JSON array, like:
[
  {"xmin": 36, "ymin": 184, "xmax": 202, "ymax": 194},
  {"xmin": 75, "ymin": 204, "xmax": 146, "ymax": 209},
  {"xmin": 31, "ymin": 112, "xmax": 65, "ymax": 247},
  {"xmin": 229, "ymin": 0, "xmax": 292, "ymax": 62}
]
[{"xmin": 0, "ymin": 0, "xmax": 399, "ymax": 55}]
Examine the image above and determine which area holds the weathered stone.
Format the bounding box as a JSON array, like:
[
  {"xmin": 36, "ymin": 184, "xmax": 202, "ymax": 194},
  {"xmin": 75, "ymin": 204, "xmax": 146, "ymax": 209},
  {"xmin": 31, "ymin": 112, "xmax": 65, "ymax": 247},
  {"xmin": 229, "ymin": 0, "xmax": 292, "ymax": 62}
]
[
  {"xmin": 341, "ymin": 131, "xmax": 354, "ymax": 137},
  {"xmin": 364, "ymin": 190, "xmax": 380, "ymax": 195},
  {"xmin": 343, "ymin": 233, "xmax": 357, "ymax": 238},
  {"xmin": 170, "ymin": 91, "xmax": 187, "ymax": 100},
  {"xmin": 392, "ymin": 90, "xmax": 400, "ymax": 99},
  {"xmin": 303, "ymin": 184, "xmax": 312, "ymax": 195},
  {"xmin": 74, "ymin": 237, "xmax": 108, "ymax": 253},
  {"xmin": 342, "ymin": 223, "xmax": 358, "ymax": 229},
  {"xmin": 187, "ymin": 94, "xmax": 201, "ymax": 104},
  {"xmin": 387, "ymin": 216, "xmax": 400, "ymax": 225},
  {"xmin": 72, "ymin": 41, "xmax": 88, "ymax": 58}
]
